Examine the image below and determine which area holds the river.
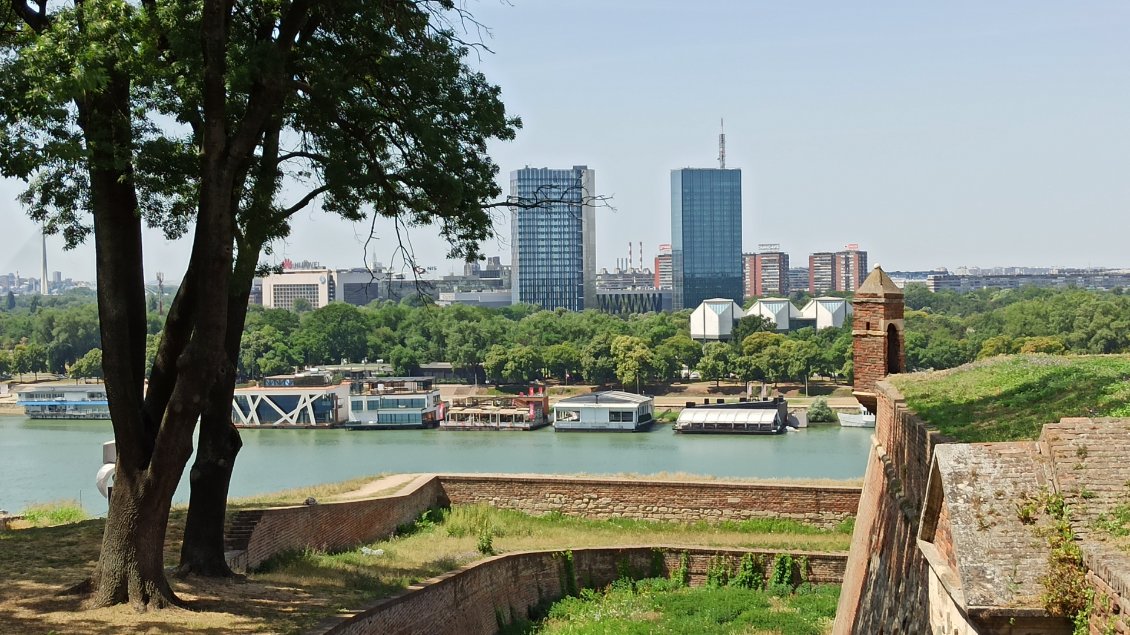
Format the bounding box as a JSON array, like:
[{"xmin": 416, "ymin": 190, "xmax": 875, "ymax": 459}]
[{"xmin": 0, "ymin": 415, "xmax": 872, "ymax": 515}]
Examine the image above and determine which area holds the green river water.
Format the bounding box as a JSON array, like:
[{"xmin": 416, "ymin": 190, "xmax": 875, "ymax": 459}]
[{"xmin": 0, "ymin": 415, "xmax": 871, "ymax": 515}]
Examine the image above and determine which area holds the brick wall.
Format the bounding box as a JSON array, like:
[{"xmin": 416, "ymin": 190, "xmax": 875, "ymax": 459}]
[
  {"xmin": 325, "ymin": 546, "xmax": 849, "ymax": 635},
  {"xmin": 438, "ymin": 475, "xmax": 860, "ymax": 529},
  {"xmin": 226, "ymin": 475, "xmax": 861, "ymax": 572},
  {"xmin": 1086, "ymin": 551, "xmax": 1130, "ymax": 635},
  {"xmin": 833, "ymin": 380, "xmax": 947, "ymax": 634},
  {"xmin": 228, "ymin": 475, "xmax": 444, "ymax": 571}
]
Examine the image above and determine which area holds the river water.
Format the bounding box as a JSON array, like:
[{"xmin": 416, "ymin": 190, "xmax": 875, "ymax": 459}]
[{"xmin": 0, "ymin": 415, "xmax": 872, "ymax": 515}]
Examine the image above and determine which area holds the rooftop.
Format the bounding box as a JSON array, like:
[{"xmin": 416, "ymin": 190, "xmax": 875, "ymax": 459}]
[{"xmin": 554, "ymin": 391, "xmax": 652, "ymax": 406}]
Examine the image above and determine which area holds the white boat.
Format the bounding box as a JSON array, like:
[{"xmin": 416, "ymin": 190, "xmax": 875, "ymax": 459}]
[{"xmin": 838, "ymin": 406, "xmax": 876, "ymax": 428}]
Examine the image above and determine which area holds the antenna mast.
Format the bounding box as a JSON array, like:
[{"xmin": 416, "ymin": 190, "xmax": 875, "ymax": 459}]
[
  {"xmin": 156, "ymin": 272, "xmax": 165, "ymax": 316},
  {"xmin": 718, "ymin": 118, "xmax": 726, "ymax": 169}
]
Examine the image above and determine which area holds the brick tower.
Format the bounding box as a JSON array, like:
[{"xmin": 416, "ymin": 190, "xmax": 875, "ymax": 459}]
[{"xmin": 852, "ymin": 265, "xmax": 905, "ymax": 413}]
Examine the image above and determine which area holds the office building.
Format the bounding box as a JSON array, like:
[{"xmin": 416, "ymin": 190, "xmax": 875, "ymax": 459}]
[
  {"xmin": 834, "ymin": 246, "xmax": 868, "ymax": 292},
  {"xmin": 809, "ymin": 253, "xmax": 835, "ymax": 294},
  {"xmin": 510, "ymin": 166, "xmax": 596, "ymax": 311},
  {"xmin": 671, "ymin": 167, "xmax": 742, "ymax": 309},
  {"xmin": 260, "ymin": 265, "xmax": 335, "ymax": 310}
]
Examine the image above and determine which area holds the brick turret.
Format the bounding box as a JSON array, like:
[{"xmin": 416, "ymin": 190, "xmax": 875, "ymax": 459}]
[{"xmin": 852, "ymin": 265, "xmax": 904, "ymax": 412}]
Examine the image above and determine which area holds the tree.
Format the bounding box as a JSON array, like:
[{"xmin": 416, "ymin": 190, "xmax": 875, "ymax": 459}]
[
  {"xmin": 730, "ymin": 315, "xmax": 774, "ymax": 350},
  {"xmin": 543, "ymin": 343, "xmax": 581, "ymax": 382},
  {"xmin": 291, "ymin": 298, "xmax": 313, "ymax": 314},
  {"xmin": 0, "ymin": 349, "xmax": 9, "ymax": 376},
  {"xmin": 581, "ymin": 333, "xmax": 617, "ymax": 385},
  {"xmin": 71, "ymin": 348, "xmax": 104, "ymax": 381},
  {"xmin": 610, "ymin": 335, "xmax": 654, "ymax": 393},
  {"xmin": 807, "ymin": 397, "xmax": 837, "ymax": 423},
  {"xmin": 742, "ymin": 332, "xmax": 786, "ymax": 357},
  {"xmin": 697, "ymin": 342, "xmax": 733, "ymax": 387},
  {"xmin": 2, "ymin": 0, "xmax": 518, "ymax": 606},
  {"xmin": 656, "ymin": 334, "xmax": 702, "ymax": 376},
  {"xmin": 293, "ymin": 303, "xmax": 369, "ymax": 365}
]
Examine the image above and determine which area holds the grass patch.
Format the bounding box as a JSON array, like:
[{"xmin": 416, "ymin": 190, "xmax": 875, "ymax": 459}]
[
  {"xmin": 892, "ymin": 354, "xmax": 1130, "ymax": 442},
  {"xmin": 506, "ymin": 577, "xmax": 839, "ymax": 634},
  {"xmin": 19, "ymin": 500, "xmax": 88, "ymax": 527}
]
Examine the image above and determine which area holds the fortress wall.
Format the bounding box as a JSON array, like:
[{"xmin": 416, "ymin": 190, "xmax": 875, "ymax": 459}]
[
  {"xmin": 227, "ymin": 475, "xmax": 861, "ymax": 573},
  {"xmin": 833, "ymin": 380, "xmax": 947, "ymax": 634},
  {"xmin": 438, "ymin": 475, "xmax": 861, "ymax": 530},
  {"xmin": 325, "ymin": 546, "xmax": 849, "ymax": 635}
]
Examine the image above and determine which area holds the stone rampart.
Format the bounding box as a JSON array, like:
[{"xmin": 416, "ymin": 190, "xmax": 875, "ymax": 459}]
[{"xmin": 324, "ymin": 546, "xmax": 848, "ymax": 635}]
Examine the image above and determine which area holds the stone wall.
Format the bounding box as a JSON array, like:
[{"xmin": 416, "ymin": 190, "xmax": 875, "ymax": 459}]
[
  {"xmin": 833, "ymin": 380, "xmax": 947, "ymax": 634},
  {"xmin": 226, "ymin": 474, "xmax": 861, "ymax": 573},
  {"xmin": 439, "ymin": 475, "xmax": 860, "ymax": 530},
  {"xmin": 324, "ymin": 546, "xmax": 849, "ymax": 635}
]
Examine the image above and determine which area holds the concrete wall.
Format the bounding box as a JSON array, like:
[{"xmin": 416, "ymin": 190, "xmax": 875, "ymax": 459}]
[
  {"xmin": 439, "ymin": 474, "xmax": 860, "ymax": 530},
  {"xmin": 226, "ymin": 474, "xmax": 861, "ymax": 572},
  {"xmin": 325, "ymin": 546, "xmax": 848, "ymax": 635},
  {"xmin": 833, "ymin": 380, "xmax": 947, "ymax": 634}
]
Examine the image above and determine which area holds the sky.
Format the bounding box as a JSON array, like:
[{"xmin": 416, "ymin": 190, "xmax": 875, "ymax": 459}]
[{"xmin": 3, "ymin": 0, "xmax": 1130, "ymax": 283}]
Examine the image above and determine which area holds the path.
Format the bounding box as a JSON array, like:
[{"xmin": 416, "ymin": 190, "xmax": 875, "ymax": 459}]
[{"xmin": 326, "ymin": 473, "xmax": 424, "ymax": 502}]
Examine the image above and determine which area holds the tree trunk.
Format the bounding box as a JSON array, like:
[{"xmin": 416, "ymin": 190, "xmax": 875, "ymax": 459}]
[
  {"xmin": 177, "ymin": 403, "xmax": 242, "ymax": 576},
  {"xmin": 87, "ymin": 468, "xmax": 182, "ymax": 609}
]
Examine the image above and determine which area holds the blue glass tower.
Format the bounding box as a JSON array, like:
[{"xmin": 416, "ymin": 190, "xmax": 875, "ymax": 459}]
[
  {"xmin": 510, "ymin": 166, "xmax": 596, "ymax": 311},
  {"xmin": 671, "ymin": 168, "xmax": 743, "ymax": 309}
]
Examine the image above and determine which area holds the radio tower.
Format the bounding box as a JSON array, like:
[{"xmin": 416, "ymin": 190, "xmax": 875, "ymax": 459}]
[
  {"xmin": 718, "ymin": 118, "xmax": 726, "ymax": 169},
  {"xmin": 156, "ymin": 272, "xmax": 165, "ymax": 315},
  {"xmin": 40, "ymin": 226, "xmax": 49, "ymax": 296}
]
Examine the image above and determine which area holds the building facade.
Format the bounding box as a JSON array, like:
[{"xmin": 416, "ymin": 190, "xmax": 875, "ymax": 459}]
[
  {"xmin": 671, "ymin": 168, "xmax": 742, "ymax": 309},
  {"xmin": 834, "ymin": 247, "xmax": 868, "ymax": 292},
  {"xmin": 809, "ymin": 252, "xmax": 835, "ymax": 294},
  {"xmin": 654, "ymin": 244, "xmax": 673, "ymax": 290},
  {"xmin": 749, "ymin": 246, "xmax": 789, "ymax": 298},
  {"xmin": 510, "ymin": 166, "xmax": 596, "ymax": 311},
  {"xmin": 260, "ymin": 267, "xmax": 335, "ymax": 310}
]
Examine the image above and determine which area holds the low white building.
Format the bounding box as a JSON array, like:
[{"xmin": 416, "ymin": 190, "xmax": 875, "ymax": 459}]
[
  {"xmin": 346, "ymin": 376, "xmax": 443, "ymax": 429},
  {"xmin": 689, "ymin": 298, "xmax": 744, "ymax": 341},
  {"xmin": 796, "ymin": 297, "xmax": 852, "ymax": 330},
  {"xmin": 553, "ymin": 391, "xmax": 654, "ymax": 432},
  {"xmin": 746, "ymin": 297, "xmax": 799, "ymax": 331}
]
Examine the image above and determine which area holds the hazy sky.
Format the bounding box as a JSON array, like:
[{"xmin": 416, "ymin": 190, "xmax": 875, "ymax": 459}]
[{"xmin": 3, "ymin": 0, "xmax": 1129, "ymax": 283}]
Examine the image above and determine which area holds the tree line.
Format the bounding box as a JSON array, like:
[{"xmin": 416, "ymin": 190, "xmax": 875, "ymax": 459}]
[{"xmin": 5, "ymin": 284, "xmax": 1130, "ymax": 389}]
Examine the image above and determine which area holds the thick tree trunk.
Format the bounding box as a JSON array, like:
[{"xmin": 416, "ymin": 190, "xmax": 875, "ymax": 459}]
[{"xmin": 87, "ymin": 468, "xmax": 182, "ymax": 609}]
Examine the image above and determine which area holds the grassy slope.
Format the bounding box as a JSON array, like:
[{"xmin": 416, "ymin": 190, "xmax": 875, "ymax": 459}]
[{"xmin": 891, "ymin": 354, "xmax": 1130, "ymax": 442}]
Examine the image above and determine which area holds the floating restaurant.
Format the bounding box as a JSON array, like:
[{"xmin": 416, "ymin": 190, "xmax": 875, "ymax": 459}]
[
  {"xmin": 441, "ymin": 393, "xmax": 550, "ymax": 431},
  {"xmin": 673, "ymin": 397, "xmax": 790, "ymax": 435},
  {"xmin": 231, "ymin": 371, "xmax": 350, "ymax": 427},
  {"xmin": 552, "ymin": 391, "xmax": 654, "ymax": 432},
  {"xmin": 345, "ymin": 376, "xmax": 443, "ymax": 430},
  {"xmin": 16, "ymin": 383, "xmax": 111, "ymax": 420}
]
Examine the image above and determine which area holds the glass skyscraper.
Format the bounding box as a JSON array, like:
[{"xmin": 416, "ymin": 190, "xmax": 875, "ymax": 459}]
[
  {"xmin": 671, "ymin": 168, "xmax": 743, "ymax": 309},
  {"xmin": 510, "ymin": 166, "xmax": 596, "ymax": 311}
]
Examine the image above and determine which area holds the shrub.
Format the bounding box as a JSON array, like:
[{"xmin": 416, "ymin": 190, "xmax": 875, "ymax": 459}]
[{"xmin": 806, "ymin": 398, "xmax": 837, "ymax": 423}]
